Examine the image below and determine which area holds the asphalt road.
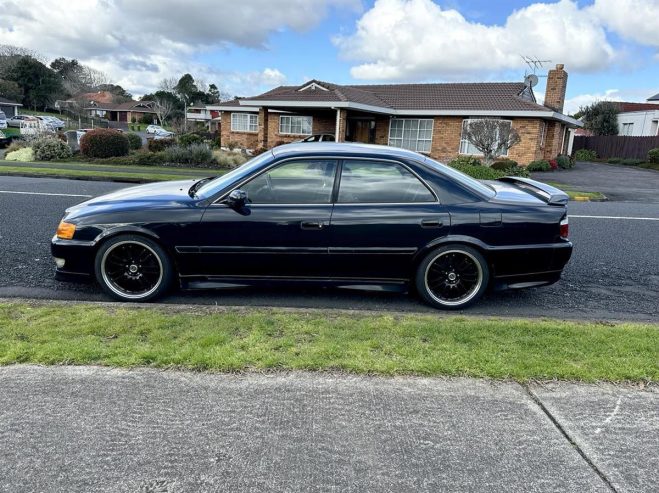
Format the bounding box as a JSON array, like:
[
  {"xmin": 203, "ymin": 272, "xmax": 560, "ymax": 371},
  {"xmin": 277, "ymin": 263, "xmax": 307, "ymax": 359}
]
[
  {"xmin": 1, "ymin": 175, "xmax": 657, "ymax": 321},
  {"xmin": 1, "ymin": 366, "xmax": 657, "ymax": 493}
]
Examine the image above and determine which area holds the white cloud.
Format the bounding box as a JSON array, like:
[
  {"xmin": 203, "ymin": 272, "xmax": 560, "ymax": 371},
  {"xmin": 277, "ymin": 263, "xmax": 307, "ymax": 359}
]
[
  {"xmin": 0, "ymin": 0, "xmax": 359, "ymax": 95},
  {"xmin": 591, "ymin": 0, "xmax": 659, "ymax": 48},
  {"xmin": 334, "ymin": 0, "xmax": 615, "ymax": 80},
  {"xmin": 562, "ymin": 87, "xmax": 659, "ymax": 114}
]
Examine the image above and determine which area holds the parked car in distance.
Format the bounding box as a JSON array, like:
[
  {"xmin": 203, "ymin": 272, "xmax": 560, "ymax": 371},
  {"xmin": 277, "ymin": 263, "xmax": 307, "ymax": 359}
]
[
  {"xmin": 20, "ymin": 120, "xmax": 50, "ymax": 136},
  {"xmin": 0, "ymin": 130, "xmax": 12, "ymax": 148},
  {"xmin": 36, "ymin": 116, "xmax": 65, "ymax": 131},
  {"xmin": 298, "ymin": 133, "xmax": 336, "ymax": 142},
  {"xmin": 7, "ymin": 114, "xmax": 38, "ymax": 128},
  {"xmin": 0, "ymin": 110, "xmax": 7, "ymax": 129},
  {"xmin": 146, "ymin": 124, "xmax": 170, "ymax": 135},
  {"xmin": 52, "ymin": 143, "xmax": 572, "ymax": 308}
]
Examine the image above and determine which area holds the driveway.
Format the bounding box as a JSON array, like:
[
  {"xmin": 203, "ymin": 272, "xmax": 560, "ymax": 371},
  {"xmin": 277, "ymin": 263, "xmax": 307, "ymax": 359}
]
[
  {"xmin": 531, "ymin": 161, "xmax": 659, "ymax": 203},
  {"xmin": 1, "ymin": 366, "xmax": 657, "ymax": 492}
]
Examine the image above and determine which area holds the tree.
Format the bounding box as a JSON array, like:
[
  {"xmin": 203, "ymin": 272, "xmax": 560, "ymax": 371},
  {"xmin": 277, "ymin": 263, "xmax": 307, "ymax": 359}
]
[
  {"xmin": 0, "ymin": 79, "xmax": 23, "ymax": 102},
  {"xmin": 463, "ymin": 119, "xmax": 521, "ymax": 166},
  {"xmin": 207, "ymin": 83, "xmax": 221, "ymax": 103},
  {"xmin": 6, "ymin": 57, "xmax": 63, "ymax": 110},
  {"xmin": 97, "ymin": 83, "xmax": 133, "ymax": 103},
  {"xmin": 142, "ymin": 90, "xmax": 182, "ymax": 124},
  {"xmin": 579, "ymin": 101, "xmax": 619, "ymax": 136},
  {"xmin": 174, "ymin": 73, "xmax": 198, "ymax": 105}
]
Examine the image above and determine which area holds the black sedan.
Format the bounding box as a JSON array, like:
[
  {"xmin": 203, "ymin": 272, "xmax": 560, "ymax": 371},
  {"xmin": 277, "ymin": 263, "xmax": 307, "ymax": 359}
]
[{"xmin": 51, "ymin": 143, "xmax": 572, "ymax": 309}]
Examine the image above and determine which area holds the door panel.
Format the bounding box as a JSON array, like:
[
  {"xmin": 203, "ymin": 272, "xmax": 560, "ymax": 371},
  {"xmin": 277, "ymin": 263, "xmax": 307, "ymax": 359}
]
[
  {"xmin": 329, "ymin": 204, "xmax": 450, "ymax": 280},
  {"xmin": 194, "ymin": 159, "xmax": 338, "ymax": 279}
]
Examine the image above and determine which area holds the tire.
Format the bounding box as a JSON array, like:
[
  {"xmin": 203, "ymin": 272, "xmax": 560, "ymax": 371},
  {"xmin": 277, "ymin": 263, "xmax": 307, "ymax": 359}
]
[
  {"xmin": 415, "ymin": 245, "xmax": 489, "ymax": 310},
  {"xmin": 94, "ymin": 234, "xmax": 174, "ymax": 302}
]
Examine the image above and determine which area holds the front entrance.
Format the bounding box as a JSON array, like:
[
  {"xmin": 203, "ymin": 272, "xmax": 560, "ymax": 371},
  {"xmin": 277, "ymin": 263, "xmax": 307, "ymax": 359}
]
[{"xmin": 346, "ymin": 118, "xmax": 375, "ymax": 143}]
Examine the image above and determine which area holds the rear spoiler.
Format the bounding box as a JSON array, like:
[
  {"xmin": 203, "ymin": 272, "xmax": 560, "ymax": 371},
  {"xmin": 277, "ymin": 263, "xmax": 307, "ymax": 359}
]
[{"xmin": 497, "ymin": 176, "xmax": 569, "ymax": 206}]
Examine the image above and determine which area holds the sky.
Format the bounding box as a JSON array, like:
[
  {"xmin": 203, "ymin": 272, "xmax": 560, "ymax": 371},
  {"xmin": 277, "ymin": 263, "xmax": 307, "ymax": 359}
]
[{"xmin": 0, "ymin": 0, "xmax": 658, "ymax": 114}]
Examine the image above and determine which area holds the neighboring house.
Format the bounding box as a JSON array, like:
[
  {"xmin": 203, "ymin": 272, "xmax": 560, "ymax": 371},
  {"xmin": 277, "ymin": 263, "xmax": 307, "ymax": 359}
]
[
  {"xmin": 615, "ymin": 97, "xmax": 659, "ymax": 136},
  {"xmin": 0, "ymin": 97, "xmax": 23, "ymax": 118},
  {"xmin": 84, "ymin": 100, "xmax": 158, "ymax": 124},
  {"xmin": 186, "ymin": 104, "xmax": 222, "ymax": 131},
  {"xmin": 219, "ymin": 64, "xmax": 581, "ymax": 164}
]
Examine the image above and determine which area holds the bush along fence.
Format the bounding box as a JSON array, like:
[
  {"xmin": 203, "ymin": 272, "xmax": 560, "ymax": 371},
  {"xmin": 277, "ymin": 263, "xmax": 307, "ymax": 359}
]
[{"xmin": 572, "ymin": 135, "xmax": 659, "ymax": 160}]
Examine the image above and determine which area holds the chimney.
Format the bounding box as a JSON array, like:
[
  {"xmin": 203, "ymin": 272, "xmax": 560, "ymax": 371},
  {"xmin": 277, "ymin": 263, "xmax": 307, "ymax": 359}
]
[{"xmin": 544, "ymin": 64, "xmax": 568, "ymax": 113}]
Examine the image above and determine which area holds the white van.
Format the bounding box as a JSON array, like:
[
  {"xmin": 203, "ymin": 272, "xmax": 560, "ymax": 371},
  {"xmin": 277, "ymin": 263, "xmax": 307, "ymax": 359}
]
[{"xmin": 0, "ymin": 110, "xmax": 7, "ymax": 129}]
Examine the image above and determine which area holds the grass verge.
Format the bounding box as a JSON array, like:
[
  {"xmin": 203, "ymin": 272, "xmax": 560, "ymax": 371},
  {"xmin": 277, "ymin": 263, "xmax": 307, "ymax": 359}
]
[
  {"xmin": 1, "ymin": 303, "xmax": 656, "ymax": 382},
  {"xmin": 546, "ymin": 182, "xmax": 607, "ymax": 201}
]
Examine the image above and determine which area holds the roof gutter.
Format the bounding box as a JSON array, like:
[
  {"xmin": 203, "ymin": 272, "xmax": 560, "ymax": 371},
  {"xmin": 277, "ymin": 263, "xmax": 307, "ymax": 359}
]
[{"xmin": 237, "ymin": 100, "xmax": 583, "ymax": 127}]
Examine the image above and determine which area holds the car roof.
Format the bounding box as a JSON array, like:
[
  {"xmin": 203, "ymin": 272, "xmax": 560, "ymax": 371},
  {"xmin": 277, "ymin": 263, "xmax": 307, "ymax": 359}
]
[{"xmin": 271, "ymin": 142, "xmax": 430, "ymax": 162}]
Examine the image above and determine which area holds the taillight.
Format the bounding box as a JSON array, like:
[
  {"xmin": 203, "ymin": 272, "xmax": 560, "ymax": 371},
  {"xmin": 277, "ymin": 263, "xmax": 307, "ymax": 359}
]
[{"xmin": 560, "ymin": 216, "xmax": 569, "ymax": 239}]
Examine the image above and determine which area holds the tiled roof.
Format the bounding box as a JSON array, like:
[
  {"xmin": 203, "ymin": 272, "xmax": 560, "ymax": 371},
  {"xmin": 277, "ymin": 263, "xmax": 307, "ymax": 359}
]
[
  {"xmin": 0, "ymin": 96, "xmax": 22, "ymax": 106},
  {"xmin": 647, "ymin": 92, "xmax": 659, "ymax": 101},
  {"xmin": 84, "ymin": 100, "xmax": 157, "ymax": 112},
  {"xmin": 245, "ymin": 81, "xmax": 551, "ymax": 112},
  {"xmin": 615, "ymin": 102, "xmax": 659, "ymax": 112}
]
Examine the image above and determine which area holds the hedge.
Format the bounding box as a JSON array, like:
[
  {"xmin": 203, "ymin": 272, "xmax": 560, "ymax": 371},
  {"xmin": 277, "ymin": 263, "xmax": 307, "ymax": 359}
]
[{"xmin": 80, "ymin": 129, "xmax": 130, "ymax": 158}]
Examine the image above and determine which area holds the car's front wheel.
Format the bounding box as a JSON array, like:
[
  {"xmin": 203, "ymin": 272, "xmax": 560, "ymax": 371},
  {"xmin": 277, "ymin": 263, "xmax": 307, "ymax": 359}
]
[
  {"xmin": 415, "ymin": 245, "xmax": 489, "ymax": 310},
  {"xmin": 95, "ymin": 235, "xmax": 173, "ymax": 302}
]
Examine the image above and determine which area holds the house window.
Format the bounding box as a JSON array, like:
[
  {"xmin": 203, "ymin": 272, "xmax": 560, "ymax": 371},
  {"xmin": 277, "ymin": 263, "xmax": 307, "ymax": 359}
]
[
  {"xmin": 279, "ymin": 115, "xmax": 313, "ymax": 135},
  {"xmin": 459, "ymin": 118, "xmax": 511, "ymax": 156},
  {"xmin": 621, "ymin": 123, "xmax": 634, "ymax": 136},
  {"xmin": 388, "ymin": 119, "xmax": 433, "ymax": 153},
  {"xmin": 231, "ymin": 113, "xmax": 258, "ymax": 132}
]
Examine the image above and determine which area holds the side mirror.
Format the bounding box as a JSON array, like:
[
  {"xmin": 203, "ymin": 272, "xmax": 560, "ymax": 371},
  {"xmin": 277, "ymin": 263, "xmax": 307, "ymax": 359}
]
[{"xmin": 226, "ymin": 189, "xmax": 248, "ymax": 209}]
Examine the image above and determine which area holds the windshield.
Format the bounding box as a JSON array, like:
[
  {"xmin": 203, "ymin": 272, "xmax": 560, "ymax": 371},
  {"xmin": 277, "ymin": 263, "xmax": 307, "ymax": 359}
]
[
  {"xmin": 196, "ymin": 151, "xmax": 275, "ymax": 198},
  {"xmin": 422, "ymin": 156, "xmax": 496, "ymax": 199}
]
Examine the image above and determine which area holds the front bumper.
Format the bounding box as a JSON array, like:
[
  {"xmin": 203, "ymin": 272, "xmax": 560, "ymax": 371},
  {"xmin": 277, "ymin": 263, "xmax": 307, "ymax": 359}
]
[{"xmin": 51, "ymin": 236, "xmax": 96, "ymax": 282}]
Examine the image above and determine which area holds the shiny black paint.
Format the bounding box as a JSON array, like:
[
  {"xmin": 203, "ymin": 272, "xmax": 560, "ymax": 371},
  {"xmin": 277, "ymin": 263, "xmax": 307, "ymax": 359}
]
[{"xmin": 52, "ymin": 143, "xmax": 572, "ymax": 292}]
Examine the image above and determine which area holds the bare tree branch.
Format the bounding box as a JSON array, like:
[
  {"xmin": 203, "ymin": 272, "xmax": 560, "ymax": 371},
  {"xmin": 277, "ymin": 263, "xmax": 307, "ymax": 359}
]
[
  {"xmin": 464, "ymin": 119, "xmax": 521, "ymax": 166},
  {"xmin": 152, "ymin": 96, "xmax": 175, "ymax": 125}
]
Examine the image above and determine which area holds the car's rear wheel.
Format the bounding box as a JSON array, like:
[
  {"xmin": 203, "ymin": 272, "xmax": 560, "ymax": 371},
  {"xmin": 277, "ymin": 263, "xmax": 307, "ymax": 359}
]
[
  {"xmin": 95, "ymin": 235, "xmax": 173, "ymax": 302},
  {"xmin": 415, "ymin": 245, "xmax": 489, "ymax": 310}
]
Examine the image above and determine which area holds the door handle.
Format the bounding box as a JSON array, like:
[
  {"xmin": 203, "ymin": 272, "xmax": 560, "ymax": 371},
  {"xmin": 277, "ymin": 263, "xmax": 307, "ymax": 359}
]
[
  {"xmin": 301, "ymin": 220, "xmax": 324, "ymax": 230},
  {"xmin": 420, "ymin": 219, "xmax": 442, "ymax": 228}
]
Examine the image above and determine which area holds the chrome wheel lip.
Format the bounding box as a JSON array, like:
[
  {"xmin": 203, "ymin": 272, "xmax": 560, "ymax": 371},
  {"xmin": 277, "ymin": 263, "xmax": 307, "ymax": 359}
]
[
  {"xmin": 100, "ymin": 241, "xmax": 163, "ymax": 300},
  {"xmin": 424, "ymin": 249, "xmax": 483, "ymax": 307}
]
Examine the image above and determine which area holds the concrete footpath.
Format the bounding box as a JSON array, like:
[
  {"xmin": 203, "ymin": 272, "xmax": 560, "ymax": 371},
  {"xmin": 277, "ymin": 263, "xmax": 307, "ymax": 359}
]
[{"xmin": 0, "ymin": 366, "xmax": 656, "ymax": 493}]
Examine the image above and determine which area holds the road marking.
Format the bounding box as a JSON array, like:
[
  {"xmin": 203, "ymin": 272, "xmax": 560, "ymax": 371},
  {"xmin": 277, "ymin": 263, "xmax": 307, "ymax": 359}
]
[
  {"xmin": 0, "ymin": 190, "xmax": 92, "ymax": 198},
  {"xmin": 571, "ymin": 215, "xmax": 659, "ymax": 221}
]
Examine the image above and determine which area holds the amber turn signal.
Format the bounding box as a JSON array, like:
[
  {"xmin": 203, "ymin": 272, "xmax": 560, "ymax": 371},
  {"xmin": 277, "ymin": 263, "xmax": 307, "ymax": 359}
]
[{"xmin": 56, "ymin": 221, "xmax": 76, "ymax": 240}]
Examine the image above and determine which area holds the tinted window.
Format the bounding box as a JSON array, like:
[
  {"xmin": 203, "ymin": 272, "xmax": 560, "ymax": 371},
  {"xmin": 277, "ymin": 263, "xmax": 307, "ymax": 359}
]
[
  {"xmin": 242, "ymin": 159, "xmax": 337, "ymax": 204},
  {"xmin": 338, "ymin": 160, "xmax": 435, "ymax": 203}
]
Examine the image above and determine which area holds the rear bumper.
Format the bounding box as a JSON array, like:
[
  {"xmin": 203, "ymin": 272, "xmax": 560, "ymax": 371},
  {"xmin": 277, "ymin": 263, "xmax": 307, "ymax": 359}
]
[
  {"xmin": 51, "ymin": 236, "xmax": 96, "ymax": 282},
  {"xmin": 489, "ymin": 241, "xmax": 573, "ymax": 282}
]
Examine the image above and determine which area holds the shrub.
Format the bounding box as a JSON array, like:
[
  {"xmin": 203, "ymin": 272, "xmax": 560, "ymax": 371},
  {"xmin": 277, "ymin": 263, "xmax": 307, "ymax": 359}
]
[
  {"xmin": 126, "ymin": 132, "xmax": 143, "ymax": 150},
  {"xmin": 620, "ymin": 158, "xmax": 644, "ymax": 166},
  {"xmin": 505, "ymin": 166, "xmax": 531, "ymax": 178},
  {"xmin": 556, "ymin": 155, "xmax": 572, "ymax": 169},
  {"xmin": 5, "ymin": 147, "xmax": 35, "ymax": 162},
  {"xmin": 549, "ymin": 159, "xmax": 559, "ymax": 170},
  {"xmin": 214, "ymin": 150, "xmax": 248, "ymax": 168},
  {"xmin": 607, "ymin": 157, "xmax": 622, "ymax": 164},
  {"xmin": 527, "ymin": 160, "xmax": 552, "ymax": 172},
  {"xmin": 140, "ymin": 114, "xmax": 155, "ymax": 124},
  {"xmin": 131, "ymin": 116, "xmax": 137, "ymax": 124},
  {"xmin": 251, "ymin": 147, "xmax": 269, "ymax": 156},
  {"xmin": 80, "ymin": 129, "xmax": 130, "ymax": 158},
  {"xmin": 449, "ymin": 163, "xmax": 503, "ymax": 180},
  {"xmin": 226, "ymin": 141, "xmax": 239, "ymax": 151},
  {"xmin": 178, "ymin": 133, "xmax": 204, "ymax": 147},
  {"xmin": 148, "ymin": 138, "xmax": 176, "ymax": 152},
  {"xmin": 5, "ymin": 141, "xmax": 26, "ymax": 154},
  {"xmin": 574, "ymin": 149, "xmax": 597, "ymax": 161},
  {"xmin": 491, "ymin": 159, "xmax": 518, "ymax": 171},
  {"xmin": 449, "ymin": 155, "xmax": 482, "ymax": 167},
  {"xmin": 133, "ymin": 150, "xmax": 166, "ymax": 166},
  {"xmin": 163, "ymin": 144, "xmax": 214, "ymax": 165},
  {"xmin": 647, "ymin": 148, "xmax": 659, "ymax": 164},
  {"xmin": 32, "ymin": 137, "xmax": 73, "ymax": 161}
]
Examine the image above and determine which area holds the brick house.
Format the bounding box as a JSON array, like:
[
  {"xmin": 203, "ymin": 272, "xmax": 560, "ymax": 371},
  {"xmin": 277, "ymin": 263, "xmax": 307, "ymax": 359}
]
[
  {"xmin": 219, "ymin": 64, "xmax": 581, "ymax": 165},
  {"xmin": 84, "ymin": 100, "xmax": 158, "ymax": 124}
]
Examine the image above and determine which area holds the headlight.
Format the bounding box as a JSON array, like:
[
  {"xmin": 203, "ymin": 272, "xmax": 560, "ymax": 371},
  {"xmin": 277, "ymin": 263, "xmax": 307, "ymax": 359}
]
[{"xmin": 56, "ymin": 221, "xmax": 76, "ymax": 240}]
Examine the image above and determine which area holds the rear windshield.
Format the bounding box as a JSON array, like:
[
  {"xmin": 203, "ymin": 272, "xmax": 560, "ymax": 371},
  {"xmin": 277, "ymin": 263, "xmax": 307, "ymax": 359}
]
[{"xmin": 422, "ymin": 156, "xmax": 496, "ymax": 199}]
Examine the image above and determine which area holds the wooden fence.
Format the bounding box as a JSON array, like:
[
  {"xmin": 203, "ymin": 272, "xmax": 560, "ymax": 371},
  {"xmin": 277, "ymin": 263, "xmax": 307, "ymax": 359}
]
[{"xmin": 572, "ymin": 135, "xmax": 659, "ymax": 160}]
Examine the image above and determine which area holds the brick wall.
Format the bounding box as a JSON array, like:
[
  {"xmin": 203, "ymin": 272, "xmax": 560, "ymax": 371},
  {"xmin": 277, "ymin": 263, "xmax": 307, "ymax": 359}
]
[
  {"xmin": 374, "ymin": 116, "xmax": 390, "ymax": 145},
  {"xmin": 509, "ymin": 118, "xmax": 544, "ymax": 164},
  {"xmin": 429, "ymin": 117, "xmax": 463, "ymax": 162},
  {"xmin": 220, "ymin": 112, "xmax": 258, "ymax": 149},
  {"xmin": 268, "ymin": 110, "xmax": 336, "ymax": 145}
]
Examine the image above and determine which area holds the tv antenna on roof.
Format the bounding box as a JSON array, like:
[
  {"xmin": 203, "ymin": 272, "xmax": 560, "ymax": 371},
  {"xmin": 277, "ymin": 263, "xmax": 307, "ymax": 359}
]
[{"xmin": 521, "ymin": 55, "xmax": 551, "ymax": 77}]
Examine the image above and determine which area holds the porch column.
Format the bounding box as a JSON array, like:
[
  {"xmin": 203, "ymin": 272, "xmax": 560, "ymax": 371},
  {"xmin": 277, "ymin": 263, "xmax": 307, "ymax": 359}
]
[
  {"xmin": 335, "ymin": 109, "xmax": 347, "ymax": 142},
  {"xmin": 258, "ymin": 107, "xmax": 269, "ymax": 148}
]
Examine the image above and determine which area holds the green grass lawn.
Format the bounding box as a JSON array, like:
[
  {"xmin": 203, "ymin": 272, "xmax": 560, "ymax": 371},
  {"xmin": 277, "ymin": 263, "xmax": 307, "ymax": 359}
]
[
  {"xmin": 546, "ymin": 182, "xmax": 607, "ymax": 201},
  {"xmin": 1, "ymin": 303, "xmax": 656, "ymax": 382},
  {"xmin": 639, "ymin": 162, "xmax": 659, "ymax": 171}
]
